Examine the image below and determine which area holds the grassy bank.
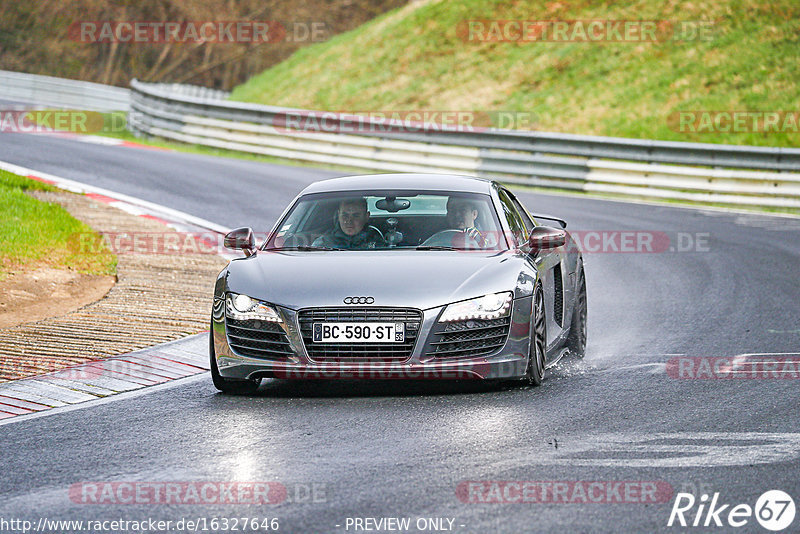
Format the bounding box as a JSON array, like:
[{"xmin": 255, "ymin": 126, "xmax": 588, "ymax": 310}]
[
  {"xmin": 0, "ymin": 169, "xmax": 116, "ymax": 278},
  {"xmin": 230, "ymin": 0, "xmax": 799, "ymax": 148}
]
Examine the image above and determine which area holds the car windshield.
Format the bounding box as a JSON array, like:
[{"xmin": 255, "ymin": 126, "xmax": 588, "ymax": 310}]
[{"xmin": 264, "ymin": 190, "xmax": 508, "ymax": 251}]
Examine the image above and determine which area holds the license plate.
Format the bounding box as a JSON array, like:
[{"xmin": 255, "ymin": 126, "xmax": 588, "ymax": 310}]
[{"xmin": 312, "ymin": 322, "xmax": 405, "ymax": 343}]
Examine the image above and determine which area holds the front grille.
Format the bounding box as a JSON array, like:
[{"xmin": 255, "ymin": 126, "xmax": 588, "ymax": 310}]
[
  {"xmin": 553, "ymin": 266, "xmax": 563, "ymax": 326},
  {"xmin": 225, "ymin": 318, "xmax": 294, "ymax": 360},
  {"xmin": 298, "ymin": 308, "xmax": 422, "ymax": 363},
  {"xmin": 427, "ymin": 317, "xmax": 511, "ymax": 360}
]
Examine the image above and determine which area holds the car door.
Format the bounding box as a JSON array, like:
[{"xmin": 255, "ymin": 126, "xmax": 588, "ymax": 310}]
[{"xmin": 499, "ymin": 189, "xmax": 567, "ymax": 347}]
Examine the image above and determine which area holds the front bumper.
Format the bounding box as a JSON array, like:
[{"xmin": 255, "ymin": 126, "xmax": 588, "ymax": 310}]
[{"xmin": 211, "ymin": 297, "xmax": 533, "ymax": 380}]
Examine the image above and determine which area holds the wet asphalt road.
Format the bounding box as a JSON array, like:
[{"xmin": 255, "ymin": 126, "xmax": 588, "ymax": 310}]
[{"xmin": 1, "ymin": 132, "xmax": 799, "ymax": 533}]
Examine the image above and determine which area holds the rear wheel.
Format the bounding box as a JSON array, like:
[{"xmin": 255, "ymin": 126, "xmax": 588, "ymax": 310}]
[
  {"xmin": 526, "ymin": 286, "xmax": 546, "ymax": 386},
  {"xmin": 210, "ymin": 324, "xmax": 262, "ymax": 395},
  {"xmin": 566, "ymin": 270, "xmax": 587, "ymax": 358}
]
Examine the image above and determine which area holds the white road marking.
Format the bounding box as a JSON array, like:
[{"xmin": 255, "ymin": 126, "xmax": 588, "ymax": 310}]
[
  {"xmin": 0, "ymin": 373, "xmax": 208, "ymax": 427},
  {"xmin": 491, "ymin": 433, "xmax": 800, "ymax": 468},
  {"xmin": 595, "ymin": 363, "xmax": 666, "ymax": 374}
]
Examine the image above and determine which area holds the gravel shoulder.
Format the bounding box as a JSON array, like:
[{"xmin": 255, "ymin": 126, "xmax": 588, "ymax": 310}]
[
  {"xmin": 0, "ymin": 266, "xmax": 114, "ymax": 329},
  {"xmin": 0, "ymin": 190, "xmax": 226, "ymax": 381}
]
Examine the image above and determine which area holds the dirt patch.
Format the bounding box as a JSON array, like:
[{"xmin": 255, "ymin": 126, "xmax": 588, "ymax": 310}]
[
  {"xmin": 0, "ymin": 190, "xmax": 226, "ymax": 381},
  {"xmin": 0, "ymin": 266, "xmax": 115, "ymax": 329}
]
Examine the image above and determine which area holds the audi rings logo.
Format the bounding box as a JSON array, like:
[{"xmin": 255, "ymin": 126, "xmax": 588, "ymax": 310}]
[{"xmin": 343, "ymin": 296, "xmax": 374, "ymax": 305}]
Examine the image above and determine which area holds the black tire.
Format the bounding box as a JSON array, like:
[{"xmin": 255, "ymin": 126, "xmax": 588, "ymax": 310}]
[
  {"xmin": 566, "ymin": 270, "xmax": 587, "ymax": 358},
  {"xmin": 526, "ymin": 285, "xmax": 547, "ymax": 386},
  {"xmin": 210, "ymin": 324, "xmax": 262, "ymax": 395}
]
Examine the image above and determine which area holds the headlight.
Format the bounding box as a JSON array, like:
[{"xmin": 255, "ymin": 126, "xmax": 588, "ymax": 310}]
[
  {"xmin": 439, "ymin": 291, "xmax": 513, "ymax": 322},
  {"xmin": 225, "ymin": 292, "xmax": 282, "ymax": 322}
]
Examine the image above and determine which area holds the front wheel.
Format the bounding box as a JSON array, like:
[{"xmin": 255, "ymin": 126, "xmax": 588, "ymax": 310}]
[
  {"xmin": 566, "ymin": 270, "xmax": 587, "ymax": 358},
  {"xmin": 526, "ymin": 286, "xmax": 546, "ymax": 386},
  {"xmin": 210, "ymin": 325, "xmax": 262, "ymax": 395}
]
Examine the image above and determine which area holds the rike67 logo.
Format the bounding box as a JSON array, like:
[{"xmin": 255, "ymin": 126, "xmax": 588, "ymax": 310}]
[{"xmin": 668, "ymin": 490, "xmax": 796, "ymax": 531}]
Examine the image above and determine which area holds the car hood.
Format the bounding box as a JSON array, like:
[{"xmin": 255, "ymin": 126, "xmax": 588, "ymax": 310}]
[{"xmin": 224, "ymin": 250, "xmax": 529, "ymax": 311}]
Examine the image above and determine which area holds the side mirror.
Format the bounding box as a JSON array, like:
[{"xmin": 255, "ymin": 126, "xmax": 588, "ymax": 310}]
[
  {"xmin": 224, "ymin": 227, "xmax": 255, "ymax": 256},
  {"xmin": 527, "ymin": 226, "xmax": 566, "ymax": 250}
]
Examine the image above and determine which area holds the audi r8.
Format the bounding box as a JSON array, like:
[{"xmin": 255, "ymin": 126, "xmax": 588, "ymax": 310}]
[{"xmin": 210, "ymin": 174, "xmax": 587, "ymax": 393}]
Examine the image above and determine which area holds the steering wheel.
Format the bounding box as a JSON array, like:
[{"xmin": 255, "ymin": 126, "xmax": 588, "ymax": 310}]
[
  {"xmin": 367, "ymin": 225, "xmax": 384, "ymax": 241},
  {"xmin": 420, "ymin": 229, "xmax": 480, "ymax": 248}
]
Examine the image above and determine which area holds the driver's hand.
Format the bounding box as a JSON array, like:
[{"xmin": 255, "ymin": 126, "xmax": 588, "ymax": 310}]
[{"xmin": 464, "ymin": 227, "xmax": 485, "ymax": 247}]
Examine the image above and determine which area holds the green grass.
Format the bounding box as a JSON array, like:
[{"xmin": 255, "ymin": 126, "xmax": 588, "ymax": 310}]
[
  {"xmin": 0, "ymin": 169, "xmax": 116, "ymax": 278},
  {"xmin": 229, "ymin": 0, "xmax": 800, "ymax": 148}
]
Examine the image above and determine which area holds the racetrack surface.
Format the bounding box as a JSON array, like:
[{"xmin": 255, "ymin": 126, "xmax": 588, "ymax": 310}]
[{"xmin": 1, "ymin": 132, "xmax": 800, "ymax": 533}]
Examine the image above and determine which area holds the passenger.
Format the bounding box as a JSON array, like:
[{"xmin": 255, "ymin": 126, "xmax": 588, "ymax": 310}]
[
  {"xmin": 446, "ymin": 197, "xmax": 485, "ymax": 245},
  {"xmin": 313, "ymin": 197, "xmax": 385, "ymax": 249}
]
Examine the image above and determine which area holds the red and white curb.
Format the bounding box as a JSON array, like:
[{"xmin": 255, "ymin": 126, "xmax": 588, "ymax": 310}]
[
  {"xmin": 0, "ymin": 159, "xmax": 236, "ymax": 256},
  {"xmin": 0, "ymin": 334, "xmax": 209, "ymax": 424},
  {"xmin": 0, "ymin": 159, "xmax": 238, "ymax": 422},
  {"xmin": 30, "ymin": 131, "xmax": 172, "ymax": 151}
]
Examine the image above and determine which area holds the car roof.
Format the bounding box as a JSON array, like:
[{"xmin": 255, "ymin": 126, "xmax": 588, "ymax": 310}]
[{"xmin": 299, "ymin": 173, "xmax": 496, "ymax": 195}]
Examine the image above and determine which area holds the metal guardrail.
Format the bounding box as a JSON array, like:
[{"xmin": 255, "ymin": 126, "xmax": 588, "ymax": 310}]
[
  {"xmin": 9, "ymin": 69, "xmax": 795, "ymax": 209},
  {"xmin": 0, "ymin": 70, "xmax": 130, "ymax": 112},
  {"xmin": 137, "ymin": 83, "xmax": 229, "ymax": 101},
  {"xmin": 130, "ymin": 79, "xmax": 800, "ymax": 209},
  {"xmin": 0, "ymin": 71, "xmax": 231, "ymax": 112},
  {"xmin": 5, "ymin": 70, "xmax": 795, "ymax": 210}
]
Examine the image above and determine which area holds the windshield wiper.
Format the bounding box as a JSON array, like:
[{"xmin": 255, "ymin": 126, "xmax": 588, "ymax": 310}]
[
  {"xmin": 297, "ymin": 245, "xmax": 346, "ymax": 251},
  {"xmin": 415, "ymin": 245, "xmax": 460, "ymax": 251},
  {"xmin": 265, "ymin": 245, "xmax": 345, "ymax": 251}
]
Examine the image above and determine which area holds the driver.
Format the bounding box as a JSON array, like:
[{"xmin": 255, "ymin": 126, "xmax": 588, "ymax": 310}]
[
  {"xmin": 446, "ymin": 197, "xmax": 485, "ymax": 246},
  {"xmin": 313, "ymin": 197, "xmax": 385, "ymax": 249}
]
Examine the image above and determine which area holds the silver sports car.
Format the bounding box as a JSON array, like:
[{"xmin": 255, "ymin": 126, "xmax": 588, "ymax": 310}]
[{"xmin": 211, "ymin": 174, "xmax": 587, "ymax": 394}]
